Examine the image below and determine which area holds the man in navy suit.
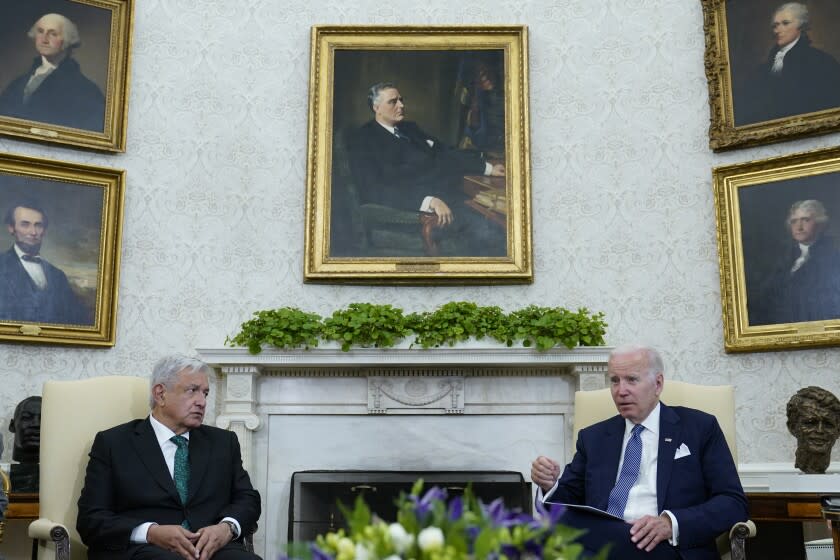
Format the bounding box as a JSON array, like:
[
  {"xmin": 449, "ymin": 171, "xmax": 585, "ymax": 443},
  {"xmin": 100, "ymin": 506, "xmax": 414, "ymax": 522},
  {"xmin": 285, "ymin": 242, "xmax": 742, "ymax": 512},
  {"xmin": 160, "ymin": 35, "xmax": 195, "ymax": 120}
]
[
  {"xmin": 346, "ymin": 81, "xmax": 506, "ymax": 256},
  {"xmin": 531, "ymin": 345, "xmax": 748, "ymax": 560},
  {"xmin": 77, "ymin": 355, "xmax": 262, "ymax": 560},
  {"xmin": 0, "ymin": 199, "xmax": 91, "ymax": 325}
]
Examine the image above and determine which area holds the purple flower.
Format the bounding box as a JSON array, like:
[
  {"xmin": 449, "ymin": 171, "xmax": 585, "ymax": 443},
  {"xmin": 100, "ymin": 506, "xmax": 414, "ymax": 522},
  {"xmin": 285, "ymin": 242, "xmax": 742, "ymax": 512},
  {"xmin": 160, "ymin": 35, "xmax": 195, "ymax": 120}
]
[
  {"xmin": 448, "ymin": 496, "xmax": 463, "ymax": 520},
  {"xmin": 310, "ymin": 543, "xmax": 334, "ymax": 560},
  {"xmin": 411, "ymin": 486, "xmax": 447, "ymax": 519},
  {"xmin": 534, "ymin": 500, "xmax": 566, "ymax": 527}
]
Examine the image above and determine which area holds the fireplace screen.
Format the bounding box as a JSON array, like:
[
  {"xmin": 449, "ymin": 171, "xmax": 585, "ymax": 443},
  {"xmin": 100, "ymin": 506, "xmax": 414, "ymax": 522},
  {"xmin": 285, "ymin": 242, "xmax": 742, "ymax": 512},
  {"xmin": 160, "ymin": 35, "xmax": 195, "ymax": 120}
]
[{"xmin": 289, "ymin": 470, "xmax": 532, "ymax": 543}]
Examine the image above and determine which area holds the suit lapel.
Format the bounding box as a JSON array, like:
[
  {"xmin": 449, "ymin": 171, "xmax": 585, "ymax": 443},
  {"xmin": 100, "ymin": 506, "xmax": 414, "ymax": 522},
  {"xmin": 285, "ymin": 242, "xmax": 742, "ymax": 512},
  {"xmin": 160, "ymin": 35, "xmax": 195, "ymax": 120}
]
[
  {"xmin": 132, "ymin": 418, "xmax": 181, "ymax": 503},
  {"xmin": 187, "ymin": 427, "xmax": 210, "ymax": 502},
  {"xmin": 656, "ymin": 403, "xmax": 681, "ymax": 512}
]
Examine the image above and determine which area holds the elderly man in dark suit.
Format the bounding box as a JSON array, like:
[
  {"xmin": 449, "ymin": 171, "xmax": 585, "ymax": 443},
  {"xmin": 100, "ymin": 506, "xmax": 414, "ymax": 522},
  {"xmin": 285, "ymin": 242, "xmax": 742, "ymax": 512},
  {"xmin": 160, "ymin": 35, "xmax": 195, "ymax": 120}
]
[
  {"xmin": 77, "ymin": 355, "xmax": 262, "ymax": 560},
  {"xmin": 531, "ymin": 346, "xmax": 748, "ymax": 560},
  {"xmin": 0, "ymin": 199, "xmax": 91, "ymax": 325},
  {"xmin": 347, "ymin": 81, "xmax": 506, "ymax": 256},
  {"xmin": 738, "ymin": 2, "xmax": 840, "ymax": 125},
  {"xmin": 0, "ymin": 13, "xmax": 105, "ymax": 131}
]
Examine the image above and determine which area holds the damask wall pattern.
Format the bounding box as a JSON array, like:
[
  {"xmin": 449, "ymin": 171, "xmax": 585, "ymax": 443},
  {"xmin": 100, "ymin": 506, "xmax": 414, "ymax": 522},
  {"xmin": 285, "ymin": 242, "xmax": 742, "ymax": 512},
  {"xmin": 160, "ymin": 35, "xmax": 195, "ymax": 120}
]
[{"xmin": 0, "ymin": 0, "xmax": 837, "ymax": 468}]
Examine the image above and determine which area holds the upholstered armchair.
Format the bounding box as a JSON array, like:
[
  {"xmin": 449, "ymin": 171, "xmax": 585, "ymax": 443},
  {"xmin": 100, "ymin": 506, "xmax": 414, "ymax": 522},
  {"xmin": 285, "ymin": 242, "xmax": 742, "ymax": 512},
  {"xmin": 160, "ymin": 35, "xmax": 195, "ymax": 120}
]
[
  {"xmin": 573, "ymin": 381, "xmax": 756, "ymax": 560},
  {"xmin": 28, "ymin": 376, "xmax": 149, "ymax": 560},
  {"xmin": 332, "ymin": 128, "xmax": 443, "ymax": 257}
]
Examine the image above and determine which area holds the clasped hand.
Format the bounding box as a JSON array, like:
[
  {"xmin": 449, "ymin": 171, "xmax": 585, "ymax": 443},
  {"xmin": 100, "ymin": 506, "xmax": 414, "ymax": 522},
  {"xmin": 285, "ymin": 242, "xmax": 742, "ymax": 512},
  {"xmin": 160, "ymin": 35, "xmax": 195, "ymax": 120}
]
[
  {"xmin": 147, "ymin": 522, "xmax": 233, "ymax": 560},
  {"xmin": 629, "ymin": 513, "xmax": 673, "ymax": 552}
]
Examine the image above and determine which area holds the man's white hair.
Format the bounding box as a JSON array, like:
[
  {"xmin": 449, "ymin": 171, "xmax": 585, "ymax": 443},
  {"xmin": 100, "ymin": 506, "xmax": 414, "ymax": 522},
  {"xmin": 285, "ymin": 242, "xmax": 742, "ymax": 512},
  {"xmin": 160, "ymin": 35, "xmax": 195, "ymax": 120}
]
[
  {"xmin": 609, "ymin": 344, "xmax": 664, "ymax": 378},
  {"xmin": 788, "ymin": 199, "xmax": 828, "ymax": 227},
  {"xmin": 27, "ymin": 13, "xmax": 81, "ymax": 50},
  {"xmin": 774, "ymin": 2, "xmax": 809, "ymax": 30}
]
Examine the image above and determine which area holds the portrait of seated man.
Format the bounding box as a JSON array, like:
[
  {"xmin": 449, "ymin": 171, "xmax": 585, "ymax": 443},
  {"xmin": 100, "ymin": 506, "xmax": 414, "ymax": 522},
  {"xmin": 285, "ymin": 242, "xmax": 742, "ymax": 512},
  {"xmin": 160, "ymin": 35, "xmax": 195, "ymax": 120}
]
[
  {"xmin": 749, "ymin": 199, "xmax": 840, "ymax": 325},
  {"xmin": 737, "ymin": 2, "xmax": 840, "ymax": 125},
  {"xmin": 0, "ymin": 199, "xmax": 92, "ymax": 326},
  {"xmin": 346, "ymin": 81, "xmax": 507, "ymax": 257},
  {"xmin": 0, "ymin": 13, "xmax": 105, "ymax": 131}
]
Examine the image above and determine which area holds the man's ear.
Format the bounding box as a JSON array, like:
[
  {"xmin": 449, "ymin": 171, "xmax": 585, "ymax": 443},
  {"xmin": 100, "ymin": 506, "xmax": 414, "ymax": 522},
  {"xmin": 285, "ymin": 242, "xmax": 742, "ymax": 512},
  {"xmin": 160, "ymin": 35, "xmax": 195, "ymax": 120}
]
[
  {"xmin": 6, "ymin": 225, "xmax": 14, "ymax": 235},
  {"xmin": 7, "ymin": 419, "xmax": 14, "ymax": 432},
  {"xmin": 152, "ymin": 383, "xmax": 167, "ymax": 406}
]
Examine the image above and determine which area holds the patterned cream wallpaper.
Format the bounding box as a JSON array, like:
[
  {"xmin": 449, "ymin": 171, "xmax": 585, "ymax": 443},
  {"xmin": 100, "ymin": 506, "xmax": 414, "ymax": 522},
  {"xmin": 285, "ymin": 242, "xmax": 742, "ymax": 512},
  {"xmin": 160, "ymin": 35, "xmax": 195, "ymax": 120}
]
[{"xmin": 0, "ymin": 0, "xmax": 838, "ymax": 466}]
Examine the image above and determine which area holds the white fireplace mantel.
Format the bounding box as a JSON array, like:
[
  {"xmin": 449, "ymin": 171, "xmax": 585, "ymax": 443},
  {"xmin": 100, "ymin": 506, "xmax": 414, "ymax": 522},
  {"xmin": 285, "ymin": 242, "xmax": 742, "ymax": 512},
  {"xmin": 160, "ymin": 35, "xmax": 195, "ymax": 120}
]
[{"xmin": 197, "ymin": 344, "xmax": 611, "ymax": 557}]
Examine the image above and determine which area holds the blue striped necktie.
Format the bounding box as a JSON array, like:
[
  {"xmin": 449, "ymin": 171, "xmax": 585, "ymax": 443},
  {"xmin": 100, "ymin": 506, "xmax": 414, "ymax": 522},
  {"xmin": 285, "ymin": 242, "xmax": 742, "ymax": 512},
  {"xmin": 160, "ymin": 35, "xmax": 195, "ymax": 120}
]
[
  {"xmin": 607, "ymin": 423, "xmax": 644, "ymax": 518},
  {"xmin": 170, "ymin": 435, "xmax": 190, "ymax": 529}
]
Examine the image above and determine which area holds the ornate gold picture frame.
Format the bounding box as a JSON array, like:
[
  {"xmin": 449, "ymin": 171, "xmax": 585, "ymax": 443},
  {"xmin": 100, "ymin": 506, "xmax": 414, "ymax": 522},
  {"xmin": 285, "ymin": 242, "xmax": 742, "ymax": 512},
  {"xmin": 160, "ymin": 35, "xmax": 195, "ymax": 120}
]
[
  {"xmin": 714, "ymin": 145, "xmax": 840, "ymax": 352},
  {"xmin": 702, "ymin": 0, "xmax": 840, "ymax": 151},
  {"xmin": 0, "ymin": 0, "xmax": 134, "ymax": 152},
  {"xmin": 304, "ymin": 25, "xmax": 532, "ymax": 284},
  {"xmin": 0, "ymin": 152, "xmax": 124, "ymax": 346}
]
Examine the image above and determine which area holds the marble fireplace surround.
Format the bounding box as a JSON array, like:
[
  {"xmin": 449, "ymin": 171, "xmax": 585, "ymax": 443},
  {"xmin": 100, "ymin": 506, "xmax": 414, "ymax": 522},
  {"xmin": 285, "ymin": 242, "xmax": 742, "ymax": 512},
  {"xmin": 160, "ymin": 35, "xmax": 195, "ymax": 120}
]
[{"xmin": 197, "ymin": 344, "xmax": 611, "ymax": 557}]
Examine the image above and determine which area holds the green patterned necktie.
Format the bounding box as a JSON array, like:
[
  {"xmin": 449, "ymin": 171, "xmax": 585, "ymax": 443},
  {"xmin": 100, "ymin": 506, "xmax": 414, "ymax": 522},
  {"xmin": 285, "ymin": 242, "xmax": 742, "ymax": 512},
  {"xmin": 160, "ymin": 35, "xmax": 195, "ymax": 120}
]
[{"xmin": 170, "ymin": 435, "xmax": 190, "ymax": 529}]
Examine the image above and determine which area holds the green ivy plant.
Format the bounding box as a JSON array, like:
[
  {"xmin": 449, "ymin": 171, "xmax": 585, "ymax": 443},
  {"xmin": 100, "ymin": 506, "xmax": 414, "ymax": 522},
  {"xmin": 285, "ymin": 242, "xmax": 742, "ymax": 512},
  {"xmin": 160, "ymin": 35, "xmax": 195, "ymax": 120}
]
[
  {"xmin": 227, "ymin": 302, "xmax": 607, "ymax": 354},
  {"xmin": 406, "ymin": 301, "xmax": 507, "ymax": 348},
  {"xmin": 224, "ymin": 307, "xmax": 323, "ymax": 354},
  {"xmin": 505, "ymin": 305, "xmax": 607, "ymax": 351},
  {"xmin": 322, "ymin": 303, "xmax": 410, "ymax": 351}
]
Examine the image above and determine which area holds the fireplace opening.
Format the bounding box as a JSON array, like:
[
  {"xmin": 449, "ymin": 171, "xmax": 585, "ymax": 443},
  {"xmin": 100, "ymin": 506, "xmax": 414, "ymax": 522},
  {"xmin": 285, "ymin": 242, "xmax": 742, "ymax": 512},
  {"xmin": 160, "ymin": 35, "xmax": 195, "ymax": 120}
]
[{"xmin": 288, "ymin": 470, "xmax": 532, "ymax": 543}]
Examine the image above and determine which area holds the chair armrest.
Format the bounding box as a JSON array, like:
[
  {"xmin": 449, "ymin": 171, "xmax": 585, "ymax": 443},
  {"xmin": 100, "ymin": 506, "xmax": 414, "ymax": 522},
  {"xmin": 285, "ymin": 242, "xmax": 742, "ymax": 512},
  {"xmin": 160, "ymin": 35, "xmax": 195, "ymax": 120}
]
[
  {"xmin": 29, "ymin": 517, "xmax": 70, "ymax": 540},
  {"xmin": 729, "ymin": 520, "xmax": 756, "ymax": 540},
  {"xmin": 728, "ymin": 520, "xmax": 756, "ymax": 560}
]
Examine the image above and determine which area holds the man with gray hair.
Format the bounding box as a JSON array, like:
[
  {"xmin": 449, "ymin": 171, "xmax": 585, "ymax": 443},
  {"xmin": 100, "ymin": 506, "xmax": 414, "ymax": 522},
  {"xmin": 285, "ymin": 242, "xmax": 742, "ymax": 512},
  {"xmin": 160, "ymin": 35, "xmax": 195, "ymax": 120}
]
[
  {"xmin": 77, "ymin": 355, "xmax": 262, "ymax": 560},
  {"xmin": 740, "ymin": 2, "xmax": 840, "ymax": 124},
  {"xmin": 0, "ymin": 13, "xmax": 105, "ymax": 131},
  {"xmin": 531, "ymin": 345, "xmax": 747, "ymax": 559},
  {"xmin": 751, "ymin": 199, "xmax": 840, "ymax": 325}
]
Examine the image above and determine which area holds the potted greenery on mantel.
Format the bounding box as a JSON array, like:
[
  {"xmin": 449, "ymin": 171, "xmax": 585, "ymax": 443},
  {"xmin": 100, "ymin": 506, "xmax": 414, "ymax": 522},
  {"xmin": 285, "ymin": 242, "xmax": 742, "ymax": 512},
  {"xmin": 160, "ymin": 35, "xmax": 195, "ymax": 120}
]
[{"xmin": 226, "ymin": 302, "xmax": 606, "ymax": 354}]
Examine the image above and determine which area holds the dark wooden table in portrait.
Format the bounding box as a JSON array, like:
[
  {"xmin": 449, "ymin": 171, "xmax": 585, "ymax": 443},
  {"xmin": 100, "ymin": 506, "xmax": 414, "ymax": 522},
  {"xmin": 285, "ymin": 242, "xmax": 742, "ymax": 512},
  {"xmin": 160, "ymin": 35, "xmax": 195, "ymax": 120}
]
[
  {"xmin": 463, "ymin": 175, "xmax": 506, "ymax": 229},
  {"xmin": 747, "ymin": 492, "xmax": 832, "ymax": 560}
]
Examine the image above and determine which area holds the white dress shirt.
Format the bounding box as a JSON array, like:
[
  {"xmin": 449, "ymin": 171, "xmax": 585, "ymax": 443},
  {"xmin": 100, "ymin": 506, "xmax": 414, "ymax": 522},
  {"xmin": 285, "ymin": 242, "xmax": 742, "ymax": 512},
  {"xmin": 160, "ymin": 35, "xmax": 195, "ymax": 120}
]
[
  {"xmin": 129, "ymin": 414, "xmax": 240, "ymax": 543},
  {"xmin": 771, "ymin": 35, "xmax": 800, "ymax": 73},
  {"xmin": 541, "ymin": 402, "xmax": 680, "ymax": 545},
  {"xmin": 14, "ymin": 244, "xmax": 47, "ymax": 289}
]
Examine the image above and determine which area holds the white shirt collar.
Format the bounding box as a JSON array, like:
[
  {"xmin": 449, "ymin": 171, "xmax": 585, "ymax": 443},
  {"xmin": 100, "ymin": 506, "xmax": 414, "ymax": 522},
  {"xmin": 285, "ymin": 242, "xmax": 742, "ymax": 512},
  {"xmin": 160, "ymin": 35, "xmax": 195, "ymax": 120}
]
[
  {"xmin": 13, "ymin": 244, "xmax": 39, "ymax": 260},
  {"xmin": 377, "ymin": 121, "xmax": 397, "ymax": 135},
  {"xmin": 625, "ymin": 401, "xmax": 661, "ymax": 436},
  {"xmin": 777, "ymin": 35, "xmax": 800, "ymax": 57},
  {"xmin": 149, "ymin": 413, "xmax": 190, "ymax": 446}
]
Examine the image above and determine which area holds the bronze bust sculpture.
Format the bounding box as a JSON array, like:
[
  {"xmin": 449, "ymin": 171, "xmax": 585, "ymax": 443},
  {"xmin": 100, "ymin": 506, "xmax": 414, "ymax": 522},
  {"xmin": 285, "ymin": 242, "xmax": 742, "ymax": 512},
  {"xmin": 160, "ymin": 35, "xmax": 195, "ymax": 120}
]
[
  {"xmin": 786, "ymin": 386, "xmax": 840, "ymax": 474},
  {"xmin": 7, "ymin": 396, "xmax": 41, "ymax": 492}
]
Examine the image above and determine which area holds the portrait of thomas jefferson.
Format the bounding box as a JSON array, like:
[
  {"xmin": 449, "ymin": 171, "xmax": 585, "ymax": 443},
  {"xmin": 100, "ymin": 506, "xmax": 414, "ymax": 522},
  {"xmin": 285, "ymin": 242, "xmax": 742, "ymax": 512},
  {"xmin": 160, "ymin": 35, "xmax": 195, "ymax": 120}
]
[{"xmin": 0, "ymin": 5, "xmax": 110, "ymax": 132}]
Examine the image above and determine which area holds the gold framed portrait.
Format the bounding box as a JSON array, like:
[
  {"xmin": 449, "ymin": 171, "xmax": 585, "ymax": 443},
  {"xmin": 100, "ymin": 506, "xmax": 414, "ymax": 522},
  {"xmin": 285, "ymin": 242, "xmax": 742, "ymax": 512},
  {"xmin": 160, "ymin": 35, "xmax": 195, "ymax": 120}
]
[
  {"xmin": 304, "ymin": 25, "xmax": 532, "ymax": 284},
  {"xmin": 714, "ymin": 145, "xmax": 840, "ymax": 352},
  {"xmin": 0, "ymin": 152, "xmax": 124, "ymax": 346},
  {"xmin": 702, "ymin": 0, "xmax": 840, "ymax": 151},
  {"xmin": 0, "ymin": 0, "xmax": 134, "ymax": 152}
]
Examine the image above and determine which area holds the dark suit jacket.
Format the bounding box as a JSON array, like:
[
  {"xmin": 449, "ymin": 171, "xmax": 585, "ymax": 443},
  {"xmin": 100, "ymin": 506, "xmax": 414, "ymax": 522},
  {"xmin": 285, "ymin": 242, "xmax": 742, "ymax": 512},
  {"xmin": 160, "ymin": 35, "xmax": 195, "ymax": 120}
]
[
  {"xmin": 750, "ymin": 235, "xmax": 840, "ymax": 325},
  {"xmin": 738, "ymin": 33, "xmax": 840, "ymax": 125},
  {"xmin": 545, "ymin": 403, "xmax": 748, "ymax": 560},
  {"xmin": 347, "ymin": 120, "xmax": 487, "ymax": 212},
  {"xmin": 0, "ymin": 247, "xmax": 91, "ymax": 325},
  {"xmin": 77, "ymin": 418, "xmax": 261, "ymax": 560},
  {"xmin": 0, "ymin": 56, "xmax": 105, "ymax": 131}
]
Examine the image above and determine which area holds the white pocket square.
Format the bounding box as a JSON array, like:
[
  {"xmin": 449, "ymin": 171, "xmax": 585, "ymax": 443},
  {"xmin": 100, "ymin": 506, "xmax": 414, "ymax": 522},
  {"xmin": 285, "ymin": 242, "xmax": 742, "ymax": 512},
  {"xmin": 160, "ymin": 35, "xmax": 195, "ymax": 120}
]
[{"xmin": 674, "ymin": 443, "xmax": 691, "ymax": 460}]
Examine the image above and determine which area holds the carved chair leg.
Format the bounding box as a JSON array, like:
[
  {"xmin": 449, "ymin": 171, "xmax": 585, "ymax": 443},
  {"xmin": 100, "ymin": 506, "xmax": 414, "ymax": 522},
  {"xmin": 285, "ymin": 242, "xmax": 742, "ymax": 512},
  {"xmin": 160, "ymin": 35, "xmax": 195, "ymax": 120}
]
[
  {"xmin": 729, "ymin": 522, "xmax": 752, "ymax": 560},
  {"xmin": 419, "ymin": 214, "xmax": 439, "ymax": 257}
]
